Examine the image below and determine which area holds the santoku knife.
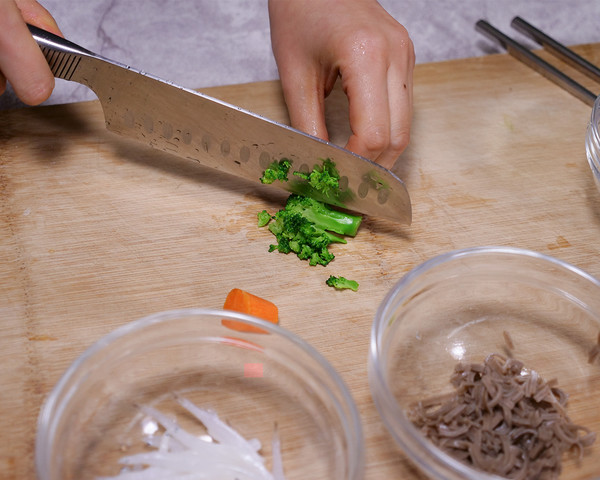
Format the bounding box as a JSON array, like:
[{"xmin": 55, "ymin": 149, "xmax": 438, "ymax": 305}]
[{"xmin": 29, "ymin": 25, "xmax": 411, "ymax": 224}]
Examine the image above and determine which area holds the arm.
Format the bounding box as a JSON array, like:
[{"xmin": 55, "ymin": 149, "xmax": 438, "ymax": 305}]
[
  {"xmin": 268, "ymin": 0, "xmax": 415, "ymax": 169},
  {"xmin": 0, "ymin": 0, "xmax": 62, "ymax": 105}
]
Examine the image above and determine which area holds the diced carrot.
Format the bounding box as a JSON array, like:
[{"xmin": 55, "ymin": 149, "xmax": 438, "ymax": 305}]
[{"xmin": 222, "ymin": 288, "xmax": 279, "ymax": 333}]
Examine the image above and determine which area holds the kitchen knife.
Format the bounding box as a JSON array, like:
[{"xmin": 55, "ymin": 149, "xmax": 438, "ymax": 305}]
[{"xmin": 29, "ymin": 25, "xmax": 411, "ymax": 224}]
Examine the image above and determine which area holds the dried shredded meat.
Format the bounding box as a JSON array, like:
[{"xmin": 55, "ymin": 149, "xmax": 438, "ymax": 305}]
[
  {"xmin": 588, "ymin": 332, "xmax": 600, "ymax": 365},
  {"xmin": 409, "ymin": 354, "xmax": 596, "ymax": 479}
]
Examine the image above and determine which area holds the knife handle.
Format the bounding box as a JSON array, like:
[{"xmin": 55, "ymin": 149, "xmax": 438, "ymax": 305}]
[{"xmin": 27, "ymin": 24, "xmax": 100, "ymax": 84}]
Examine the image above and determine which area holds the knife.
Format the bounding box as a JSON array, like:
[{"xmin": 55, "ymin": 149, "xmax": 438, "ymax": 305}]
[{"xmin": 29, "ymin": 25, "xmax": 411, "ymax": 224}]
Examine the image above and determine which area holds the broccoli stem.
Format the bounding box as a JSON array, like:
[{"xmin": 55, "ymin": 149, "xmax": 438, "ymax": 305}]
[
  {"xmin": 285, "ymin": 194, "xmax": 361, "ymax": 237},
  {"xmin": 326, "ymin": 275, "xmax": 359, "ymax": 291}
]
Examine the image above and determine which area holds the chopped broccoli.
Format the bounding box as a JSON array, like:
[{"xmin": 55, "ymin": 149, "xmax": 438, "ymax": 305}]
[
  {"xmin": 293, "ymin": 158, "xmax": 340, "ymax": 196},
  {"xmin": 257, "ymin": 210, "xmax": 272, "ymax": 227},
  {"xmin": 326, "ymin": 275, "xmax": 359, "ymax": 292},
  {"xmin": 257, "ymin": 158, "xmax": 361, "ymax": 267},
  {"xmin": 285, "ymin": 194, "xmax": 361, "ymax": 237},
  {"xmin": 260, "ymin": 158, "xmax": 292, "ymax": 184},
  {"xmin": 260, "ymin": 194, "xmax": 362, "ymax": 266}
]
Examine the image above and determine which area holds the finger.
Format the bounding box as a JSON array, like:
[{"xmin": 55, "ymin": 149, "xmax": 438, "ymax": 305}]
[
  {"xmin": 0, "ymin": 1, "xmax": 55, "ymax": 105},
  {"xmin": 342, "ymin": 42, "xmax": 391, "ymax": 162},
  {"xmin": 15, "ymin": 0, "xmax": 62, "ymax": 36},
  {"xmin": 376, "ymin": 40, "xmax": 415, "ymax": 169},
  {"xmin": 0, "ymin": 73, "xmax": 6, "ymax": 96},
  {"xmin": 278, "ymin": 62, "xmax": 332, "ymax": 142}
]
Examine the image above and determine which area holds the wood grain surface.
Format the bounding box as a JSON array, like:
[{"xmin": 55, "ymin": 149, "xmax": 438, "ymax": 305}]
[{"xmin": 2, "ymin": 44, "xmax": 600, "ymax": 479}]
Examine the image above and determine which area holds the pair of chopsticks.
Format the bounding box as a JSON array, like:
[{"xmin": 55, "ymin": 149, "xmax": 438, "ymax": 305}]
[{"xmin": 476, "ymin": 16, "xmax": 600, "ymax": 106}]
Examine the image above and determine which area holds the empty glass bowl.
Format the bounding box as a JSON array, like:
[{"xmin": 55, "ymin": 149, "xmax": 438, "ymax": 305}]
[
  {"xmin": 586, "ymin": 94, "xmax": 600, "ymax": 192},
  {"xmin": 36, "ymin": 308, "xmax": 364, "ymax": 479},
  {"xmin": 369, "ymin": 246, "xmax": 600, "ymax": 480}
]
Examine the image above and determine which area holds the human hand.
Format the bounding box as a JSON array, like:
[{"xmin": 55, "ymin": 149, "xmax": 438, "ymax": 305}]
[
  {"xmin": 268, "ymin": 0, "xmax": 414, "ymax": 169},
  {"xmin": 0, "ymin": 0, "xmax": 62, "ymax": 105}
]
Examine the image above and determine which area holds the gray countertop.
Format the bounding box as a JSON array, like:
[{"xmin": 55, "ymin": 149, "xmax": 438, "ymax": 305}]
[{"xmin": 2, "ymin": 0, "xmax": 600, "ymax": 111}]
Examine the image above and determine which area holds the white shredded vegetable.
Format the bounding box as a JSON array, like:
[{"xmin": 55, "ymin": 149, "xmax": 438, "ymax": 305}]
[{"xmin": 97, "ymin": 398, "xmax": 286, "ymax": 480}]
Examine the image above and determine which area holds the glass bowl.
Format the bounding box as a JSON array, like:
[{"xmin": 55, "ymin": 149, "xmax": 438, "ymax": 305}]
[
  {"xmin": 586, "ymin": 94, "xmax": 600, "ymax": 193},
  {"xmin": 36, "ymin": 308, "xmax": 364, "ymax": 479},
  {"xmin": 369, "ymin": 246, "xmax": 600, "ymax": 480}
]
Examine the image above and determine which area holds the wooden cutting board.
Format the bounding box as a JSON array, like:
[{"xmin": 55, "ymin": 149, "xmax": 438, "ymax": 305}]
[{"xmin": 2, "ymin": 43, "xmax": 600, "ymax": 479}]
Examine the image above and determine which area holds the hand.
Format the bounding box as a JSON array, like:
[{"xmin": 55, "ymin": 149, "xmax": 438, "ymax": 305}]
[
  {"xmin": 268, "ymin": 0, "xmax": 415, "ymax": 169},
  {"xmin": 0, "ymin": 0, "xmax": 62, "ymax": 105}
]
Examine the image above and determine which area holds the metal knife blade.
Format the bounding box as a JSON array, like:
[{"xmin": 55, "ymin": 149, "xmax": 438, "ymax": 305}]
[{"xmin": 29, "ymin": 25, "xmax": 411, "ymax": 224}]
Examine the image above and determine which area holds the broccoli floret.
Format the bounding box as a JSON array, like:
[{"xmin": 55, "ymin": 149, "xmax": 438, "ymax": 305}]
[
  {"xmin": 293, "ymin": 158, "xmax": 340, "ymax": 196},
  {"xmin": 260, "ymin": 158, "xmax": 292, "ymax": 184},
  {"xmin": 326, "ymin": 275, "xmax": 359, "ymax": 291},
  {"xmin": 257, "ymin": 210, "xmax": 272, "ymax": 227},
  {"xmin": 260, "ymin": 194, "xmax": 362, "ymax": 267}
]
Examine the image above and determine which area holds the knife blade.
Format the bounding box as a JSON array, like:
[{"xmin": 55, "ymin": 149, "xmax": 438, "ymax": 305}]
[{"xmin": 29, "ymin": 24, "xmax": 411, "ymax": 224}]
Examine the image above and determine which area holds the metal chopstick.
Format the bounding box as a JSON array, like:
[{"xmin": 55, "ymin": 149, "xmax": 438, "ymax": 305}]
[
  {"xmin": 511, "ymin": 16, "xmax": 600, "ymax": 84},
  {"xmin": 475, "ymin": 18, "xmax": 598, "ymax": 106}
]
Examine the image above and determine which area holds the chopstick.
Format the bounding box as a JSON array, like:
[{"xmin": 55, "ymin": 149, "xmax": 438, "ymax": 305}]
[
  {"xmin": 511, "ymin": 17, "xmax": 600, "ymax": 84},
  {"xmin": 475, "ymin": 17, "xmax": 599, "ymax": 106}
]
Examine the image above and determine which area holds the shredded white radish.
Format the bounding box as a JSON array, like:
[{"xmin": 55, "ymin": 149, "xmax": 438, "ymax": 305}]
[
  {"xmin": 175, "ymin": 395, "xmax": 265, "ymax": 464},
  {"xmin": 97, "ymin": 398, "xmax": 286, "ymax": 480},
  {"xmin": 271, "ymin": 423, "xmax": 285, "ymax": 479}
]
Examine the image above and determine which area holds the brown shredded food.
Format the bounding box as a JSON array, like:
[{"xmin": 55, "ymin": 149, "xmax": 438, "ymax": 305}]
[
  {"xmin": 409, "ymin": 354, "xmax": 596, "ymax": 479},
  {"xmin": 503, "ymin": 330, "xmax": 515, "ymax": 351},
  {"xmin": 588, "ymin": 332, "xmax": 600, "ymax": 365}
]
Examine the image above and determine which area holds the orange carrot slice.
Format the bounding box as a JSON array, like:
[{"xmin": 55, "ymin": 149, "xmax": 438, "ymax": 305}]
[{"xmin": 222, "ymin": 288, "xmax": 279, "ymax": 333}]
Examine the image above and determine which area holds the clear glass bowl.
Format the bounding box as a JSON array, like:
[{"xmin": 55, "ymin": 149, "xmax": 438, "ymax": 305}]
[
  {"xmin": 369, "ymin": 246, "xmax": 600, "ymax": 480},
  {"xmin": 36, "ymin": 308, "xmax": 364, "ymax": 479},
  {"xmin": 586, "ymin": 94, "xmax": 600, "ymax": 192}
]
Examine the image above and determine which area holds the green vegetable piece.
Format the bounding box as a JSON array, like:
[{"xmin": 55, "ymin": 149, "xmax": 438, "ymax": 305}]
[
  {"xmin": 264, "ymin": 194, "xmax": 362, "ymax": 267},
  {"xmin": 293, "ymin": 158, "xmax": 340, "ymax": 196},
  {"xmin": 257, "ymin": 210, "xmax": 272, "ymax": 227},
  {"xmin": 285, "ymin": 194, "xmax": 361, "ymax": 237},
  {"xmin": 326, "ymin": 275, "xmax": 359, "ymax": 292},
  {"xmin": 257, "ymin": 157, "xmax": 361, "ymax": 268},
  {"xmin": 260, "ymin": 158, "xmax": 292, "ymax": 184}
]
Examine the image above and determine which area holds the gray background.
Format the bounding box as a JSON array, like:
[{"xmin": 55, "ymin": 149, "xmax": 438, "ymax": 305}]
[{"xmin": 2, "ymin": 0, "xmax": 600, "ymax": 110}]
